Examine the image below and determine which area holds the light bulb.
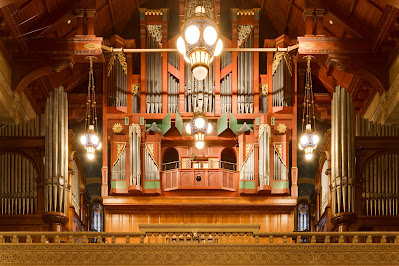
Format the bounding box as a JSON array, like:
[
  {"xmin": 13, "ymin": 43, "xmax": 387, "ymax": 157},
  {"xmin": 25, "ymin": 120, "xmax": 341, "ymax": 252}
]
[
  {"xmin": 87, "ymin": 153, "xmax": 95, "ymax": 160},
  {"xmin": 300, "ymin": 135, "xmax": 308, "ymax": 145},
  {"xmin": 298, "ymin": 143, "xmax": 304, "ymax": 150},
  {"xmin": 185, "ymin": 123, "xmax": 192, "ymax": 134},
  {"xmin": 177, "ymin": 36, "xmax": 186, "ymax": 54},
  {"xmin": 214, "ymin": 39, "xmax": 223, "ymax": 56},
  {"xmin": 192, "ymin": 66, "xmax": 208, "ymax": 80},
  {"xmin": 184, "ymin": 54, "xmax": 190, "ymax": 63},
  {"xmin": 195, "ymin": 6, "xmax": 205, "ymax": 14},
  {"xmin": 313, "ymin": 134, "xmax": 319, "ymax": 144},
  {"xmin": 204, "ymin": 26, "xmax": 217, "ymax": 45},
  {"xmin": 195, "ymin": 141, "xmax": 205, "ymax": 149},
  {"xmin": 91, "ymin": 134, "xmax": 99, "ymax": 145},
  {"xmin": 80, "ymin": 135, "xmax": 87, "ymax": 145},
  {"xmin": 96, "ymin": 142, "xmax": 102, "ymax": 150},
  {"xmin": 207, "ymin": 122, "xmax": 212, "ymax": 134},
  {"xmin": 185, "ymin": 25, "xmax": 200, "ymax": 44},
  {"xmin": 305, "ymin": 153, "xmax": 313, "ymax": 160},
  {"xmin": 195, "ymin": 117, "xmax": 205, "ymax": 129}
]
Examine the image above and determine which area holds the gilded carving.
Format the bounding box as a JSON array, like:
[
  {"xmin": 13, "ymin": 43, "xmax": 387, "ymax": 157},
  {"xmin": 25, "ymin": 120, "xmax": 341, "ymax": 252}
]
[
  {"xmin": 272, "ymin": 52, "xmax": 293, "ymax": 76},
  {"xmin": 258, "ymin": 124, "xmax": 271, "ymax": 139},
  {"xmin": 147, "ymin": 25, "xmax": 162, "ymax": 48},
  {"xmin": 112, "ymin": 123, "xmax": 123, "ymax": 134},
  {"xmin": 259, "ymin": 84, "xmax": 268, "ymax": 96},
  {"xmin": 132, "ymin": 84, "xmax": 141, "ymax": 96},
  {"xmin": 83, "ymin": 43, "xmax": 101, "ymax": 50},
  {"xmin": 146, "ymin": 143, "xmax": 155, "ymax": 158},
  {"xmin": 276, "ymin": 123, "xmax": 287, "ymax": 134},
  {"xmin": 129, "ymin": 124, "xmax": 141, "ymax": 138},
  {"xmin": 245, "ymin": 144, "xmax": 253, "ymax": 158},
  {"xmin": 237, "ymin": 25, "xmax": 253, "ymax": 48}
]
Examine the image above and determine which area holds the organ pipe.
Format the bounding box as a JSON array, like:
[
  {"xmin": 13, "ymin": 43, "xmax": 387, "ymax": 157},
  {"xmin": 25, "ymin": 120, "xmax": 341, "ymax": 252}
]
[
  {"xmin": 240, "ymin": 148, "xmax": 255, "ymax": 181},
  {"xmin": 130, "ymin": 124, "xmax": 141, "ymax": 186},
  {"xmin": 331, "ymin": 86, "xmax": 355, "ymax": 215},
  {"xmin": 356, "ymin": 115, "xmax": 399, "ymax": 216},
  {"xmin": 112, "ymin": 145, "xmax": 126, "ymax": 181},
  {"xmin": 145, "ymin": 145, "xmax": 159, "ymax": 181},
  {"xmin": 237, "ymin": 32, "xmax": 254, "ymax": 113},
  {"xmin": 108, "ymin": 54, "xmax": 127, "ymax": 107},
  {"xmin": 44, "ymin": 86, "xmax": 68, "ymax": 214},
  {"xmin": 258, "ymin": 124, "xmax": 271, "ymax": 186},
  {"xmin": 146, "ymin": 35, "xmax": 162, "ymax": 113},
  {"xmin": 272, "ymin": 53, "xmax": 292, "ymax": 107},
  {"xmin": 273, "ymin": 145, "xmax": 287, "ymax": 181},
  {"xmin": 168, "ymin": 73, "xmax": 179, "ymax": 113},
  {"xmin": 220, "ymin": 73, "xmax": 232, "ymax": 113}
]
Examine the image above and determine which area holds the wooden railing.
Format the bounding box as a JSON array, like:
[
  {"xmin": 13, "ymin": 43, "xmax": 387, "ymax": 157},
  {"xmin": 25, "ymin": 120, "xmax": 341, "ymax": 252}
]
[{"xmin": 1, "ymin": 224, "xmax": 399, "ymax": 265}]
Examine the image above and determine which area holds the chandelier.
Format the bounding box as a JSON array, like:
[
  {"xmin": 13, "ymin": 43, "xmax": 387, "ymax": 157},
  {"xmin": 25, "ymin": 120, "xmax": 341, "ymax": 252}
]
[
  {"xmin": 177, "ymin": 0, "xmax": 223, "ymax": 80},
  {"xmin": 80, "ymin": 56, "xmax": 101, "ymax": 159},
  {"xmin": 184, "ymin": 80, "xmax": 212, "ymax": 149},
  {"xmin": 299, "ymin": 56, "xmax": 319, "ymax": 160}
]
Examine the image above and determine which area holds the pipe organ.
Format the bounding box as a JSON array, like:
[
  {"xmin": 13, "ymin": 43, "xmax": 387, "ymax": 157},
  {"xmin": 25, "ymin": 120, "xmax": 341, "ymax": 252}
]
[
  {"xmin": 71, "ymin": 160, "xmax": 80, "ymax": 216},
  {"xmin": 44, "ymin": 87, "xmax": 69, "ymax": 214},
  {"xmin": 272, "ymin": 52, "xmax": 292, "ymax": 107},
  {"xmin": 102, "ymin": 6, "xmax": 298, "ymax": 234},
  {"xmin": 107, "ymin": 53, "xmax": 127, "ymax": 107},
  {"xmin": 258, "ymin": 124, "xmax": 271, "ymax": 186},
  {"xmin": 129, "ymin": 124, "xmax": 141, "ymax": 186},
  {"xmin": 356, "ymin": 116, "xmax": 399, "ymax": 216}
]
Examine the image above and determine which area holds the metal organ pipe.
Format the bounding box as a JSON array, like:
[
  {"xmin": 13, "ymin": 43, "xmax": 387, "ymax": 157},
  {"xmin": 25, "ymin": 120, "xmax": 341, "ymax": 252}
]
[
  {"xmin": 130, "ymin": 124, "xmax": 141, "ymax": 186},
  {"xmin": 144, "ymin": 145, "xmax": 159, "ymax": 181},
  {"xmin": 258, "ymin": 124, "xmax": 271, "ymax": 186},
  {"xmin": 356, "ymin": 115, "xmax": 399, "ymax": 216},
  {"xmin": 44, "ymin": 86, "xmax": 68, "ymax": 214},
  {"xmin": 240, "ymin": 148, "xmax": 255, "ymax": 181},
  {"xmin": 146, "ymin": 35, "xmax": 162, "ymax": 113},
  {"xmin": 331, "ymin": 86, "xmax": 355, "ymax": 215},
  {"xmin": 237, "ymin": 33, "xmax": 253, "ymax": 113}
]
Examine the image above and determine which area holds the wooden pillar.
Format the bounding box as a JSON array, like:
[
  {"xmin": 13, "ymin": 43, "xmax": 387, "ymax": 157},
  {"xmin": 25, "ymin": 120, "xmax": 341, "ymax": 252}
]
[
  {"xmin": 315, "ymin": 9, "xmax": 325, "ymax": 36},
  {"xmin": 303, "ymin": 9, "xmax": 315, "ymax": 36},
  {"xmin": 102, "ymin": 61, "xmax": 109, "ymax": 197},
  {"xmin": 86, "ymin": 10, "xmax": 96, "ymax": 36},
  {"xmin": 75, "ymin": 10, "xmax": 84, "ymax": 36}
]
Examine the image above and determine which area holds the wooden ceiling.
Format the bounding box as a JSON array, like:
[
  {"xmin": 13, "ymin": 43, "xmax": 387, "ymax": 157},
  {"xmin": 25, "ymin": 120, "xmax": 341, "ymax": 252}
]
[{"xmin": 0, "ymin": 0, "xmax": 398, "ymax": 119}]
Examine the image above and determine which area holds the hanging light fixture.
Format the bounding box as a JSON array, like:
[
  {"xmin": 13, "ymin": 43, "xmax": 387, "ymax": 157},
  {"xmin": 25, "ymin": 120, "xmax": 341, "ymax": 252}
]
[
  {"xmin": 299, "ymin": 56, "xmax": 319, "ymax": 160},
  {"xmin": 177, "ymin": 0, "xmax": 223, "ymax": 80},
  {"xmin": 80, "ymin": 56, "xmax": 101, "ymax": 160},
  {"xmin": 184, "ymin": 81, "xmax": 212, "ymax": 149}
]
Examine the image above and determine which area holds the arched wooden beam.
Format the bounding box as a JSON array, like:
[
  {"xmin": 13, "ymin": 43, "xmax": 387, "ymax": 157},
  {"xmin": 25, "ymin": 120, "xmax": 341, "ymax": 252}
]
[
  {"xmin": 377, "ymin": 0, "xmax": 399, "ymax": 9},
  {"xmin": 15, "ymin": 66, "xmax": 54, "ymax": 94},
  {"xmin": 354, "ymin": 67, "xmax": 386, "ymax": 95},
  {"xmin": 0, "ymin": 0, "xmax": 23, "ymax": 8}
]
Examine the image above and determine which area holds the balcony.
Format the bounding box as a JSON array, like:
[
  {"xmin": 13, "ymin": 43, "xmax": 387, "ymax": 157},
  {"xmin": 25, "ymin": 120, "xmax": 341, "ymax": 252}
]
[
  {"xmin": 162, "ymin": 160, "xmax": 237, "ymax": 191},
  {"xmin": 1, "ymin": 225, "xmax": 398, "ymax": 265}
]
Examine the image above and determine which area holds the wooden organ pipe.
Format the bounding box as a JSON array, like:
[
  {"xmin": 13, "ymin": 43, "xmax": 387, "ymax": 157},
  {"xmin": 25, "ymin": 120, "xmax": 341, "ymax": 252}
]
[
  {"xmin": 237, "ymin": 33, "xmax": 254, "ymax": 113},
  {"xmin": 0, "ymin": 115, "xmax": 44, "ymax": 215},
  {"xmin": 240, "ymin": 148, "xmax": 255, "ymax": 181},
  {"xmin": 356, "ymin": 115, "xmax": 399, "ymax": 216},
  {"xmin": 44, "ymin": 86, "xmax": 68, "ymax": 214},
  {"xmin": 146, "ymin": 36, "xmax": 162, "ymax": 113},
  {"xmin": 258, "ymin": 124, "xmax": 271, "ymax": 186},
  {"xmin": 145, "ymin": 145, "xmax": 159, "ymax": 181},
  {"xmin": 129, "ymin": 124, "xmax": 141, "ymax": 186},
  {"xmin": 331, "ymin": 86, "xmax": 355, "ymax": 216}
]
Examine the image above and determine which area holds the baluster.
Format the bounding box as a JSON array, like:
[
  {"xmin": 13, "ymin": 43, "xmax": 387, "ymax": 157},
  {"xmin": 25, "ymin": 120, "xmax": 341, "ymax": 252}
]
[
  {"xmin": 283, "ymin": 236, "xmax": 287, "ymax": 243},
  {"xmin": 97, "ymin": 235, "xmax": 102, "ymax": 244},
  {"xmin": 83, "ymin": 235, "xmax": 88, "ymax": 243},
  {"xmin": 204, "ymin": 233, "xmax": 209, "ymax": 243},
  {"xmin": 269, "ymin": 236, "xmax": 273, "ymax": 243},
  {"xmin": 381, "ymin": 235, "xmax": 387, "ymax": 243},
  {"xmin": 68, "ymin": 235, "xmax": 73, "ymax": 243},
  {"xmin": 233, "ymin": 233, "xmax": 237, "ymax": 243},
  {"xmin": 324, "ymin": 236, "xmax": 330, "ymax": 243},
  {"xmin": 26, "ymin": 235, "xmax": 32, "ymax": 243},
  {"xmin": 0, "ymin": 235, "xmax": 4, "ymax": 243},
  {"xmin": 352, "ymin": 235, "xmax": 358, "ymax": 243},
  {"xmin": 161, "ymin": 233, "xmax": 166, "ymax": 243},
  {"xmin": 311, "ymin": 236, "xmax": 316, "ymax": 243},
  {"xmin": 111, "ymin": 236, "xmax": 116, "ymax": 243},
  {"xmin": 12, "ymin": 235, "xmax": 18, "ymax": 243},
  {"xmin": 255, "ymin": 234, "xmax": 259, "ymax": 243},
  {"xmin": 296, "ymin": 235, "xmax": 301, "ymax": 243},
  {"xmin": 154, "ymin": 233, "xmax": 159, "ymax": 243},
  {"xmin": 366, "ymin": 235, "xmax": 372, "ymax": 243},
  {"xmin": 239, "ymin": 233, "xmax": 244, "ymax": 243},
  {"xmin": 140, "ymin": 234, "xmax": 144, "ymax": 243},
  {"xmin": 226, "ymin": 233, "xmax": 230, "ymax": 244},
  {"xmin": 395, "ymin": 235, "xmax": 399, "ymax": 243},
  {"xmin": 41, "ymin": 235, "xmax": 46, "ymax": 243},
  {"xmin": 126, "ymin": 236, "xmax": 130, "ymax": 243},
  {"xmin": 338, "ymin": 235, "xmax": 344, "ymax": 243},
  {"xmin": 247, "ymin": 233, "xmax": 252, "ymax": 243},
  {"xmin": 55, "ymin": 235, "xmax": 60, "ymax": 243}
]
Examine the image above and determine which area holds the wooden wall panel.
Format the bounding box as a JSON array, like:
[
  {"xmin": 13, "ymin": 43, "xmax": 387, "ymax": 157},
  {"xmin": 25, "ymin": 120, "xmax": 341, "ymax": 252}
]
[{"xmin": 105, "ymin": 209, "xmax": 295, "ymax": 233}]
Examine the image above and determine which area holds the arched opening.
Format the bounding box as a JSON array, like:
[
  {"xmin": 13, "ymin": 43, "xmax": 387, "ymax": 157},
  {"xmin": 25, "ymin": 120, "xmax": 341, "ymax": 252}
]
[
  {"xmin": 162, "ymin": 147, "xmax": 179, "ymax": 170},
  {"xmin": 297, "ymin": 202, "xmax": 310, "ymax": 231},
  {"xmin": 221, "ymin": 147, "xmax": 236, "ymax": 170}
]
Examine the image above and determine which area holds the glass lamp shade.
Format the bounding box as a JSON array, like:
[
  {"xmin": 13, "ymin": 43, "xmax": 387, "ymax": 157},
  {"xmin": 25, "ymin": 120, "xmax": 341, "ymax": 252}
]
[
  {"xmin": 91, "ymin": 134, "xmax": 99, "ymax": 145},
  {"xmin": 194, "ymin": 116, "xmax": 206, "ymax": 129},
  {"xmin": 305, "ymin": 152, "xmax": 313, "ymax": 160},
  {"xmin": 177, "ymin": 36, "xmax": 186, "ymax": 54},
  {"xmin": 195, "ymin": 140, "xmax": 205, "ymax": 149},
  {"xmin": 96, "ymin": 142, "xmax": 102, "ymax": 150},
  {"xmin": 185, "ymin": 123, "xmax": 192, "ymax": 134},
  {"xmin": 87, "ymin": 153, "xmax": 95, "ymax": 160},
  {"xmin": 214, "ymin": 39, "xmax": 223, "ymax": 56},
  {"xmin": 203, "ymin": 26, "xmax": 217, "ymax": 45},
  {"xmin": 185, "ymin": 25, "xmax": 200, "ymax": 44},
  {"xmin": 184, "ymin": 54, "xmax": 190, "ymax": 63},
  {"xmin": 192, "ymin": 66, "xmax": 208, "ymax": 80},
  {"xmin": 206, "ymin": 122, "xmax": 212, "ymax": 134},
  {"xmin": 195, "ymin": 5, "xmax": 205, "ymax": 14},
  {"xmin": 80, "ymin": 135, "xmax": 87, "ymax": 145}
]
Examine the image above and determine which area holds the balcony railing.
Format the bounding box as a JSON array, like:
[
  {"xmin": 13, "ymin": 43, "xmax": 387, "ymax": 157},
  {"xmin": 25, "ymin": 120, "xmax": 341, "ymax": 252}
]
[{"xmin": 1, "ymin": 225, "xmax": 399, "ymax": 265}]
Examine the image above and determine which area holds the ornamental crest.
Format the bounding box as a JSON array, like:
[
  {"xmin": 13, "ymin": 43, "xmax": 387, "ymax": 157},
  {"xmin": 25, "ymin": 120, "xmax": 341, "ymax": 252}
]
[
  {"xmin": 273, "ymin": 143, "xmax": 285, "ymax": 166},
  {"xmin": 132, "ymin": 84, "xmax": 141, "ymax": 96},
  {"xmin": 238, "ymin": 25, "xmax": 253, "ymax": 48},
  {"xmin": 245, "ymin": 144, "xmax": 253, "ymax": 158},
  {"xmin": 259, "ymin": 124, "xmax": 271, "ymax": 139},
  {"xmin": 147, "ymin": 25, "xmax": 162, "ymax": 48},
  {"xmin": 277, "ymin": 123, "xmax": 287, "ymax": 134},
  {"xmin": 107, "ymin": 53, "xmax": 127, "ymax": 76},
  {"xmin": 260, "ymin": 84, "xmax": 268, "ymax": 96},
  {"xmin": 129, "ymin": 124, "xmax": 141, "ymax": 138},
  {"xmin": 272, "ymin": 52, "xmax": 293, "ymax": 76}
]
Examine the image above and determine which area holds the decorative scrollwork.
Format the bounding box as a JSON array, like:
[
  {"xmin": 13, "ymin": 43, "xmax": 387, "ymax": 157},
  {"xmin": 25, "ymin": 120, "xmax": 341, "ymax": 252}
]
[
  {"xmin": 237, "ymin": 25, "xmax": 253, "ymax": 48},
  {"xmin": 147, "ymin": 24, "xmax": 162, "ymax": 48},
  {"xmin": 259, "ymin": 84, "xmax": 268, "ymax": 96},
  {"xmin": 132, "ymin": 84, "xmax": 141, "ymax": 96},
  {"xmin": 272, "ymin": 52, "xmax": 293, "ymax": 76}
]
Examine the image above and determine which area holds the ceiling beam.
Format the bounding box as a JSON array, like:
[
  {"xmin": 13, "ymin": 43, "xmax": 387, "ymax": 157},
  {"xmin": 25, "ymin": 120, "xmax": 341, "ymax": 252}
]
[{"xmin": 306, "ymin": 0, "xmax": 370, "ymax": 38}]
